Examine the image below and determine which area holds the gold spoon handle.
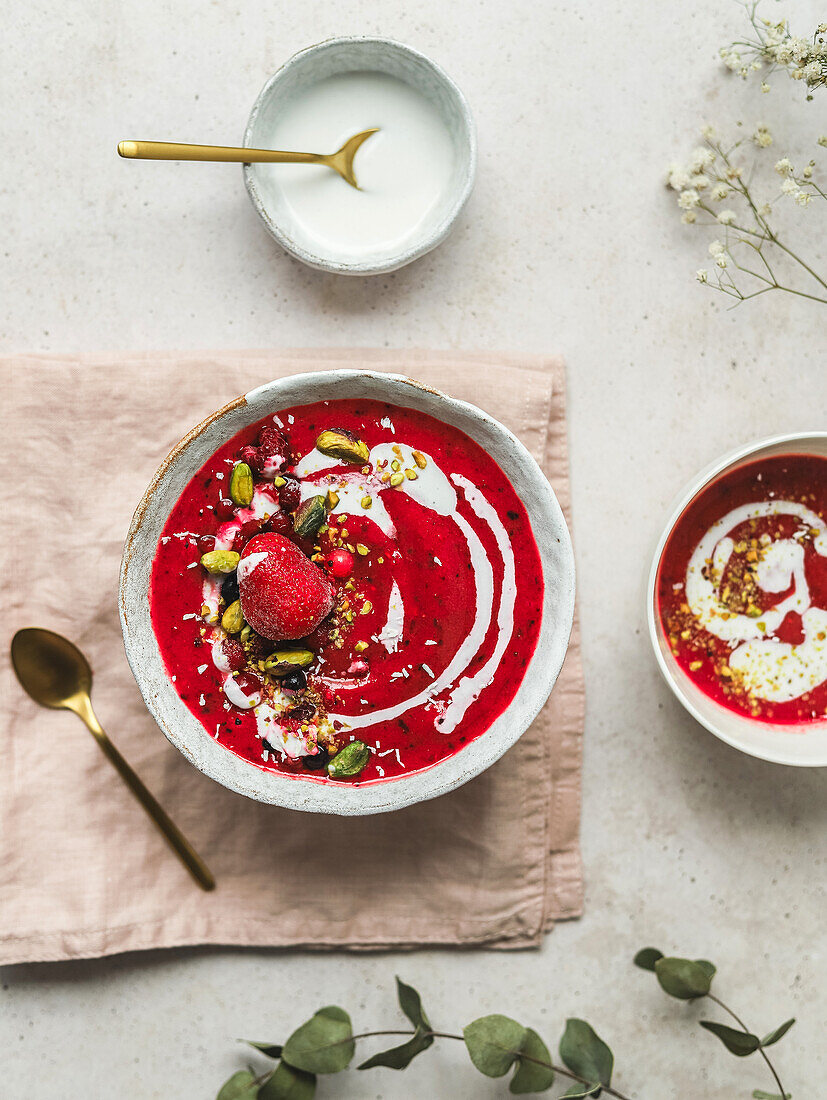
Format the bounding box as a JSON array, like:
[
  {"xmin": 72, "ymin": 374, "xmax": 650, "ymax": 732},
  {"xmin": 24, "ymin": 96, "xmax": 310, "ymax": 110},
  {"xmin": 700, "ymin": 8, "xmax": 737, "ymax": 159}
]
[
  {"xmin": 118, "ymin": 140, "xmax": 323, "ymax": 165},
  {"xmin": 77, "ymin": 697, "xmax": 215, "ymax": 891}
]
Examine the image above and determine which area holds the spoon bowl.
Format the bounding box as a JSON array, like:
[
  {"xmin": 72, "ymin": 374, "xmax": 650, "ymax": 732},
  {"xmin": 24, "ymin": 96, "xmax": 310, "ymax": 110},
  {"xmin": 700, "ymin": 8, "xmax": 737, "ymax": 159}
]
[{"xmin": 10, "ymin": 627, "xmax": 215, "ymax": 889}]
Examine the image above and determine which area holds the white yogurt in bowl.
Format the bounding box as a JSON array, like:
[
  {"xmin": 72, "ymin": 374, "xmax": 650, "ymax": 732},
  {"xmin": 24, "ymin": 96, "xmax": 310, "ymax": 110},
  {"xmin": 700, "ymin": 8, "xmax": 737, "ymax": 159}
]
[{"xmin": 243, "ymin": 38, "xmax": 476, "ymax": 275}]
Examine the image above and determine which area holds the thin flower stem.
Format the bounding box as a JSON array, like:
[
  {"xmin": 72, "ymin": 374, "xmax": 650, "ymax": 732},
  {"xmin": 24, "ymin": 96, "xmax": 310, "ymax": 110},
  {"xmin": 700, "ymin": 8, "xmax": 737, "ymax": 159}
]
[
  {"xmin": 347, "ymin": 1029, "xmax": 635, "ymax": 1099},
  {"xmin": 706, "ymin": 994, "xmax": 787, "ymax": 1099}
]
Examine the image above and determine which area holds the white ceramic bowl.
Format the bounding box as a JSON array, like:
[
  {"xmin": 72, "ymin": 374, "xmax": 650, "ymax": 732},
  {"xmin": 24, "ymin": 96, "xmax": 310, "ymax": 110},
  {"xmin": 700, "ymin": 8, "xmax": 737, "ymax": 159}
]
[
  {"xmin": 120, "ymin": 371, "xmax": 575, "ymax": 814},
  {"xmin": 243, "ymin": 37, "xmax": 476, "ymax": 275},
  {"xmin": 647, "ymin": 432, "xmax": 827, "ymax": 767}
]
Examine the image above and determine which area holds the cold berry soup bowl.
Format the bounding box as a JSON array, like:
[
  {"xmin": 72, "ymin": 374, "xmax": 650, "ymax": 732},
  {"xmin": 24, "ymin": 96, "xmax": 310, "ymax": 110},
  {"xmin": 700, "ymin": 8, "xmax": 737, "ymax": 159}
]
[
  {"xmin": 120, "ymin": 371, "xmax": 575, "ymax": 815},
  {"xmin": 647, "ymin": 432, "xmax": 827, "ymax": 767}
]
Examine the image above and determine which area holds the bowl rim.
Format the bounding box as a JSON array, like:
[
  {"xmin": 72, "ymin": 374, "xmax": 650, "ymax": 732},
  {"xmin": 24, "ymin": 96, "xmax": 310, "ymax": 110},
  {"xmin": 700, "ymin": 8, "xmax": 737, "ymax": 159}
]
[
  {"xmin": 120, "ymin": 369, "xmax": 576, "ymax": 813},
  {"xmin": 242, "ymin": 35, "xmax": 477, "ymax": 275},
  {"xmin": 646, "ymin": 430, "xmax": 827, "ymax": 767}
]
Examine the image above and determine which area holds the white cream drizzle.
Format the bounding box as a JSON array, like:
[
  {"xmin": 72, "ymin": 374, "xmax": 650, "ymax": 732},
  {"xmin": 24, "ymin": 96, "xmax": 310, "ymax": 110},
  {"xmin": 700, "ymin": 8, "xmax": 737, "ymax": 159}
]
[{"xmin": 686, "ymin": 500, "xmax": 827, "ymax": 703}]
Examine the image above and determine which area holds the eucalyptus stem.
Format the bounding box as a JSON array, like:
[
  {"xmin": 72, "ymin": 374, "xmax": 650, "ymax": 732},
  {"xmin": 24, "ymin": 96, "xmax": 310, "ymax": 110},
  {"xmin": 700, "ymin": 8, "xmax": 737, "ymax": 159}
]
[{"xmin": 706, "ymin": 994, "xmax": 788, "ymax": 1099}]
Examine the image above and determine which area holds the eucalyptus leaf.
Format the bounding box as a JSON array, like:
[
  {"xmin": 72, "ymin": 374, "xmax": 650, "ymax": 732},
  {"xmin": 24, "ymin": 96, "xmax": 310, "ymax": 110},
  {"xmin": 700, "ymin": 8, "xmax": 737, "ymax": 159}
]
[
  {"xmin": 509, "ymin": 1027, "xmax": 555, "ymax": 1094},
  {"xmin": 559, "ymin": 1019, "xmax": 613, "ymax": 1089},
  {"xmin": 281, "ymin": 1006, "xmax": 354, "ymax": 1074},
  {"xmin": 560, "ymin": 1086, "xmax": 600, "ymax": 1098},
  {"xmin": 358, "ymin": 1027, "xmax": 433, "ymax": 1070},
  {"xmin": 259, "ymin": 1061, "xmax": 316, "ymax": 1100},
  {"xmin": 761, "ymin": 1018, "xmax": 795, "ymax": 1047},
  {"xmin": 245, "ymin": 1041, "xmax": 283, "ymax": 1059},
  {"xmin": 216, "ymin": 1070, "xmax": 258, "ymax": 1100},
  {"xmin": 752, "ymin": 1091, "xmax": 791, "ymax": 1099},
  {"xmin": 396, "ymin": 977, "xmax": 431, "ymax": 1030},
  {"xmin": 633, "ymin": 947, "xmax": 664, "ymax": 972},
  {"xmin": 654, "ymin": 957, "xmax": 712, "ymax": 1000},
  {"xmin": 694, "ymin": 959, "xmax": 717, "ymax": 980},
  {"xmin": 699, "ymin": 1020, "xmax": 760, "ymax": 1056},
  {"xmin": 463, "ymin": 1014, "xmax": 527, "ymax": 1077}
]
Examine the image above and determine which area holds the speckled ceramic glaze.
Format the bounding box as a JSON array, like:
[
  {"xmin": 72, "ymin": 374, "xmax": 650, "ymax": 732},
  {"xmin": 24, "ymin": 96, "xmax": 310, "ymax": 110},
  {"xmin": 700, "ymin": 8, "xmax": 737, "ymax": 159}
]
[
  {"xmin": 647, "ymin": 431, "xmax": 827, "ymax": 768},
  {"xmin": 120, "ymin": 371, "xmax": 575, "ymax": 814},
  {"xmin": 243, "ymin": 38, "xmax": 476, "ymax": 275}
]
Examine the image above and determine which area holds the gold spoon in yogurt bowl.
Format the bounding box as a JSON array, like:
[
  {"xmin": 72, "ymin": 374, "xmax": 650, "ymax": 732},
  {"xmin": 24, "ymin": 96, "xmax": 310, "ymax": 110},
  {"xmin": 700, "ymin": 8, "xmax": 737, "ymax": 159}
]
[
  {"xmin": 117, "ymin": 128, "xmax": 379, "ymax": 189},
  {"xmin": 10, "ymin": 627, "xmax": 215, "ymax": 892}
]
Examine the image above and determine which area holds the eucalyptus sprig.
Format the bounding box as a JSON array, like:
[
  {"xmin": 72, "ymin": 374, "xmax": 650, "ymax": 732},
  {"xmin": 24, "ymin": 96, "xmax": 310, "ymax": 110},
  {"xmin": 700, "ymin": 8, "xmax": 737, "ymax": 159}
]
[
  {"xmin": 633, "ymin": 948, "xmax": 794, "ymax": 1100},
  {"xmin": 215, "ymin": 950, "xmax": 798, "ymax": 1099}
]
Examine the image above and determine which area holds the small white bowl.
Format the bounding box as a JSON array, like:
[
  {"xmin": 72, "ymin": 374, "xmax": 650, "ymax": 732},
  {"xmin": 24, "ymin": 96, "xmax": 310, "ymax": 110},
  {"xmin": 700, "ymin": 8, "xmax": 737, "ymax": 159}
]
[
  {"xmin": 120, "ymin": 371, "xmax": 575, "ymax": 815},
  {"xmin": 243, "ymin": 37, "xmax": 476, "ymax": 275},
  {"xmin": 647, "ymin": 432, "xmax": 827, "ymax": 767}
]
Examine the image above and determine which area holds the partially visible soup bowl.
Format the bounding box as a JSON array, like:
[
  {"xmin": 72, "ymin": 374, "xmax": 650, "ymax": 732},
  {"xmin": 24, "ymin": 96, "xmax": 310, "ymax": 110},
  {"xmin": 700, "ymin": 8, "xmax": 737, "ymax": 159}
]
[
  {"xmin": 120, "ymin": 370, "xmax": 575, "ymax": 814},
  {"xmin": 647, "ymin": 431, "xmax": 827, "ymax": 767}
]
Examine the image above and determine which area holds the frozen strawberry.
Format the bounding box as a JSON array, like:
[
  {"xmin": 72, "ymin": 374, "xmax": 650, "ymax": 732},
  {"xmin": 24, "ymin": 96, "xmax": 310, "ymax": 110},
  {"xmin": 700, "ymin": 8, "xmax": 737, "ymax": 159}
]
[{"xmin": 238, "ymin": 533, "xmax": 335, "ymax": 641}]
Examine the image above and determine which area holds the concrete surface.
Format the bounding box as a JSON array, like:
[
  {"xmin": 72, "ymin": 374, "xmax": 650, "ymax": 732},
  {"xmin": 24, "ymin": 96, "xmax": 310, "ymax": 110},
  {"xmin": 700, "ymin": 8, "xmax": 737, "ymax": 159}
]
[{"xmin": 1, "ymin": 0, "xmax": 825, "ymax": 1097}]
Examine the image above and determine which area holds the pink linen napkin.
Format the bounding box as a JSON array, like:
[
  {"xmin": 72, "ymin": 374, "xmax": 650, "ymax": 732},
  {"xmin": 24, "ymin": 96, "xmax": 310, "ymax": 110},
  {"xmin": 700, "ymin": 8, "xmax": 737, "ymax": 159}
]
[{"xmin": 0, "ymin": 349, "xmax": 583, "ymax": 963}]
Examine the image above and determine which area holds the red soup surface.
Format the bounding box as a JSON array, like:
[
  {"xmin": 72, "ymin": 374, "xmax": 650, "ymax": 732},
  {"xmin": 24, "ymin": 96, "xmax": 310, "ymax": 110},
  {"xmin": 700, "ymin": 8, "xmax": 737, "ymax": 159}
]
[
  {"xmin": 149, "ymin": 399, "xmax": 544, "ymax": 783},
  {"xmin": 657, "ymin": 453, "xmax": 827, "ymax": 725}
]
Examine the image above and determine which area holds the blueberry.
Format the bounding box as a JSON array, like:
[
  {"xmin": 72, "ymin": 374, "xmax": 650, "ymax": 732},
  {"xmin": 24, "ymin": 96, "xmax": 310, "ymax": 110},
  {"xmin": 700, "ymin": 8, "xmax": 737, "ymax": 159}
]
[
  {"xmin": 302, "ymin": 747, "xmax": 330, "ymax": 771},
  {"xmin": 221, "ymin": 574, "xmax": 240, "ymax": 605},
  {"xmin": 282, "ymin": 669, "xmax": 307, "ymax": 693}
]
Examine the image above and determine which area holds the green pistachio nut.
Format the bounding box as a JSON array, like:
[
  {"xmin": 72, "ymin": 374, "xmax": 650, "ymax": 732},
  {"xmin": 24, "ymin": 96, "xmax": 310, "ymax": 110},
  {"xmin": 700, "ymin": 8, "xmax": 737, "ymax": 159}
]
[
  {"xmin": 327, "ymin": 740, "xmax": 370, "ymax": 779},
  {"xmin": 264, "ymin": 649, "xmax": 315, "ymax": 676},
  {"xmin": 315, "ymin": 428, "xmax": 370, "ymax": 465},
  {"xmin": 293, "ymin": 495, "xmax": 326, "ymax": 538},
  {"xmin": 229, "ymin": 461, "xmax": 254, "ymax": 506},
  {"xmin": 221, "ymin": 599, "xmax": 245, "ymax": 634},
  {"xmin": 200, "ymin": 549, "xmax": 241, "ymax": 575}
]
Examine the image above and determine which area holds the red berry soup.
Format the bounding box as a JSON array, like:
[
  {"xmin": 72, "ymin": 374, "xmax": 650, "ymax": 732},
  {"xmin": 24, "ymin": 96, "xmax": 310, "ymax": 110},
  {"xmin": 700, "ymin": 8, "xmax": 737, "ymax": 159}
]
[
  {"xmin": 150, "ymin": 400, "xmax": 544, "ymax": 783},
  {"xmin": 657, "ymin": 454, "xmax": 827, "ymax": 724}
]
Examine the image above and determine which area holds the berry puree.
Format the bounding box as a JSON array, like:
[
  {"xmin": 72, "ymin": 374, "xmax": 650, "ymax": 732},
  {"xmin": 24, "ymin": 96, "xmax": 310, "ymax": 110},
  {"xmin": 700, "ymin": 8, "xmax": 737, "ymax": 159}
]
[
  {"xmin": 150, "ymin": 399, "xmax": 544, "ymax": 783},
  {"xmin": 657, "ymin": 454, "xmax": 827, "ymax": 724}
]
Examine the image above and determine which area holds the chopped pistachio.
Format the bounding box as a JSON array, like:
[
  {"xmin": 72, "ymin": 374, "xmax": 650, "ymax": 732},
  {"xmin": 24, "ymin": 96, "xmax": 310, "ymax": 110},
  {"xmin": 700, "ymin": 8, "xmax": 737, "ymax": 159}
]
[
  {"xmin": 327, "ymin": 739, "xmax": 370, "ymax": 779},
  {"xmin": 356, "ymin": 544, "xmax": 369, "ymax": 556},
  {"xmin": 404, "ymin": 468, "xmax": 418, "ymax": 480},
  {"xmin": 360, "ymin": 495, "xmax": 372, "ymax": 509},
  {"xmin": 325, "ymin": 488, "xmax": 340, "ymax": 509},
  {"xmin": 200, "ymin": 549, "xmax": 240, "ymax": 575},
  {"xmin": 229, "ymin": 462, "xmax": 254, "ymax": 506},
  {"xmin": 221, "ymin": 600, "xmax": 245, "ymax": 634},
  {"xmin": 354, "ymin": 640, "xmax": 369, "ymax": 653},
  {"xmin": 361, "ymin": 601, "xmax": 373, "ymax": 615},
  {"xmin": 389, "ymin": 472, "xmax": 405, "ymax": 487},
  {"xmin": 412, "ymin": 450, "xmax": 428, "ymax": 469},
  {"xmin": 293, "ymin": 495, "xmax": 326, "ymax": 538},
  {"xmin": 264, "ymin": 649, "xmax": 315, "ymax": 675},
  {"xmin": 315, "ymin": 428, "xmax": 370, "ymax": 464},
  {"xmin": 274, "ymin": 475, "xmax": 286, "ymax": 488},
  {"xmin": 391, "ymin": 459, "xmax": 401, "ymax": 471}
]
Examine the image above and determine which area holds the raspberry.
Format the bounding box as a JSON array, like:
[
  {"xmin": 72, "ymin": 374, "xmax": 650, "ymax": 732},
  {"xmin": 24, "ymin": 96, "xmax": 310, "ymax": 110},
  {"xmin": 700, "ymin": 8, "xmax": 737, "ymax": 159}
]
[
  {"xmin": 277, "ymin": 475, "xmax": 302, "ymax": 512},
  {"xmin": 239, "ymin": 444, "xmax": 264, "ymax": 474},
  {"xmin": 222, "ymin": 638, "xmax": 246, "ymax": 672}
]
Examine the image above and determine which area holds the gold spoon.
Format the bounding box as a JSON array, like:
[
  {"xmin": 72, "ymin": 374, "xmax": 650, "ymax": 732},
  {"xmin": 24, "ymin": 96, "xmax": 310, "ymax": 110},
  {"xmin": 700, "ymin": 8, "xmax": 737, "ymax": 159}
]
[
  {"xmin": 117, "ymin": 128, "xmax": 379, "ymax": 190},
  {"xmin": 10, "ymin": 628, "xmax": 215, "ymax": 892}
]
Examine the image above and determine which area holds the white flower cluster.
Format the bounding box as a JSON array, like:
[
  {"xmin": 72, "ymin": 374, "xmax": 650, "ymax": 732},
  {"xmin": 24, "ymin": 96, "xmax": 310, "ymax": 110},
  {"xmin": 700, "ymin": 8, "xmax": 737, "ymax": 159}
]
[{"xmin": 724, "ymin": 13, "xmax": 827, "ymax": 93}]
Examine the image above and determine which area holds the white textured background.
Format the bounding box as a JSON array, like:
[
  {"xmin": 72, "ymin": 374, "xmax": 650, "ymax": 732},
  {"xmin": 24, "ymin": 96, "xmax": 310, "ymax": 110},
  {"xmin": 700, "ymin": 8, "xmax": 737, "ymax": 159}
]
[{"xmin": 1, "ymin": 1, "xmax": 825, "ymax": 1097}]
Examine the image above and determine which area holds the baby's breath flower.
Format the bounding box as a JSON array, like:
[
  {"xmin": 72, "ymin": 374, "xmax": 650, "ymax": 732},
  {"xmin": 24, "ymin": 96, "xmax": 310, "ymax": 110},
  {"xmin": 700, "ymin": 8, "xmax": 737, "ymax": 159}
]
[
  {"xmin": 781, "ymin": 178, "xmax": 798, "ymax": 195},
  {"xmin": 752, "ymin": 124, "xmax": 773, "ymax": 148},
  {"xmin": 681, "ymin": 210, "xmax": 698, "ymax": 224},
  {"xmin": 819, "ymin": 136, "xmax": 827, "ymax": 148},
  {"xmin": 696, "ymin": 269, "xmax": 709, "ymax": 284},
  {"xmin": 715, "ymin": 252, "xmax": 728, "ymax": 269},
  {"xmin": 708, "ymin": 239, "xmax": 726, "ymax": 257},
  {"xmin": 678, "ymin": 189, "xmax": 700, "ymax": 210},
  {"xmin": 710, "ymin": 183, "xmax": 729, "ymax": 201},
  {"xmin": 700, "ymin": 124, "xmax": 716, "ymax": 140},
  {"xmin": 666, "ymin": 163, "xmax": 691, "ymax": 191},
  {"xmin": 690, "ymin": 173, "xmax": 710, "ymax": 191},
  {"xmin": 794, "ymin": 190, "xmax": 812, "ymax": 206},
  {"xmin": 690, "ymin": 146, "xmax": 715, "ymax": 172},
  {"xmin": 774, "ymin": 157, "xmax": 793, "ymax": 175},
  {"xmin": 802, "ymin": 162, "xmax": 814, "ymax": 179},
  {"xmin": 803, "ymin": 61, "xmax": 823, "ymax": 84},
  {"xmin": 717, "ymin": 209, "xmax": 736, "ymax": 225},
  {"xmin": 720, "ymin": 47, "xmax": 742, "ymax": 72},
  {"xmin": 761, "ymin": 82, "xmax": 771, "ymax": 93}
]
